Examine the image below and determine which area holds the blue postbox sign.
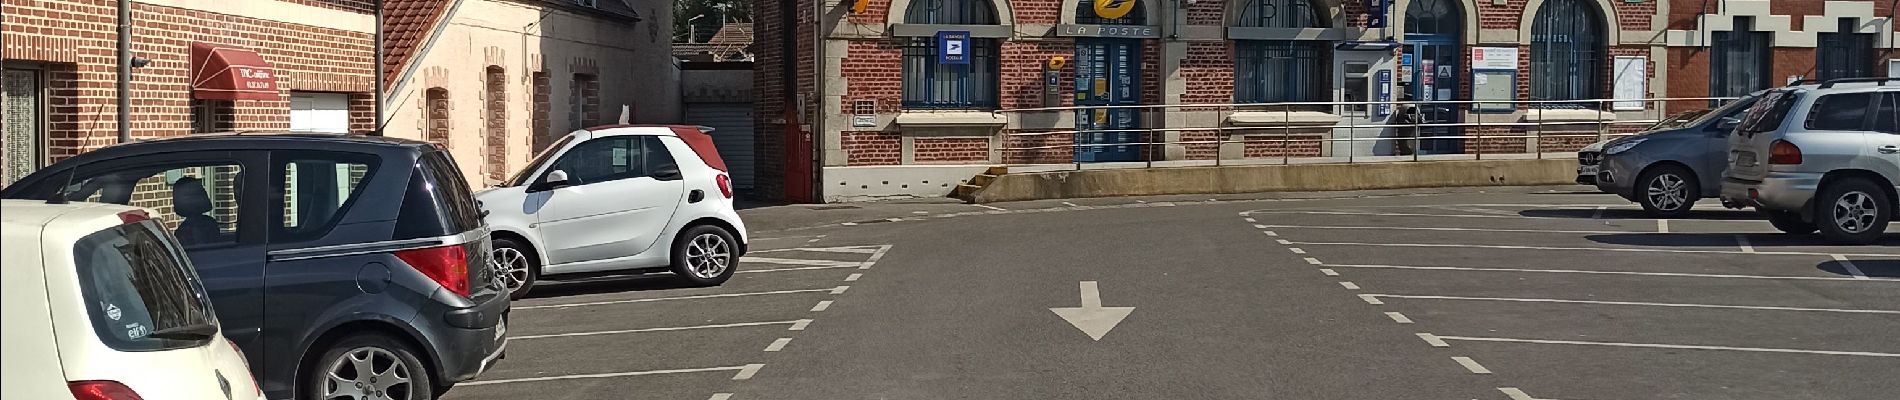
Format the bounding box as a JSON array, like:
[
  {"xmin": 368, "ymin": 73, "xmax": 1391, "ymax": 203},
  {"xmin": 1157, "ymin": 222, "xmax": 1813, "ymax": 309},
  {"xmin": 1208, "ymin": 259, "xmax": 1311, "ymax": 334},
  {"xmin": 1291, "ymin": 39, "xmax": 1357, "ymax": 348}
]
[{"xmin": 938, "ymin": 31, "xmax": 971, "ymax": 65}]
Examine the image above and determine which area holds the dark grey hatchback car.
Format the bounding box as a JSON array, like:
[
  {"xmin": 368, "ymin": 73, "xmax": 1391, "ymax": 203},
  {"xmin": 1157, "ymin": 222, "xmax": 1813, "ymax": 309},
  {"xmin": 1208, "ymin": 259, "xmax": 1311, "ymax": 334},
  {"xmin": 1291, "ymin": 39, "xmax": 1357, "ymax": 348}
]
[{"xmin": 2, "ymin": 133, "xmax": 507, "ymax": 400}]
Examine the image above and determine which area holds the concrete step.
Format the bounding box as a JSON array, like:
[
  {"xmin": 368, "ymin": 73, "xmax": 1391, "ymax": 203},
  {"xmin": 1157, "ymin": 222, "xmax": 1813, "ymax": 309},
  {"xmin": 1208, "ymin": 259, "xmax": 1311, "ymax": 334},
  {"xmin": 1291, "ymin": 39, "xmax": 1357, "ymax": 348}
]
[
  {"xmin": 968, "ymin": 174, "xmax": 1000, "ymax": 187},
  {"xmin": 984, "ymin": 166, "xmax": 1009, "ymax": 176}
]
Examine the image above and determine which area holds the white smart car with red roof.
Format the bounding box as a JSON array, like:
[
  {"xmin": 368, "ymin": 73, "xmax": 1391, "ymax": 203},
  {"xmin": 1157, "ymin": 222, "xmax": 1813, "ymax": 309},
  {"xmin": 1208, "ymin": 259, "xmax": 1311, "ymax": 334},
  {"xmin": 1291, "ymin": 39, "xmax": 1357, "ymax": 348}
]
[{"xmin": 476, "ymin": 125, "xmax": 748, "ymax": 299}]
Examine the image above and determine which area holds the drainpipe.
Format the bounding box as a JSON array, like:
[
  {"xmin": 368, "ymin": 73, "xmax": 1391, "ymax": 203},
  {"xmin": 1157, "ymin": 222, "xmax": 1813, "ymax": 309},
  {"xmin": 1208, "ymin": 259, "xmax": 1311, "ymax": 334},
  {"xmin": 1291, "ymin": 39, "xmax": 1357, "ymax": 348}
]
[
  {"xmin": 116, "ymin": 0, "xmax": 131, "ymax": 143},
  {"xmin": 810, "ymin": 0, "xmax": 826, "ymax": 202},
  {"xmin": 374, "ymin": 0, "xmax": 386, "ymax": 136}
]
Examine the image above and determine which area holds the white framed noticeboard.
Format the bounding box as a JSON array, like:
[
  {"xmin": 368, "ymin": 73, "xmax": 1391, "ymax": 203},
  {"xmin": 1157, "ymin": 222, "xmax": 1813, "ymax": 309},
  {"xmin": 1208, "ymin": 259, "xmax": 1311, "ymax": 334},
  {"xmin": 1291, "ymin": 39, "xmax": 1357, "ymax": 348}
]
[
  {"xmin": 1889, "ymin": 59, "xmax": 1900, "ymax": 78},
  {"xmin": 1612, "ymin": 56, "xmax": 1648, "ymax": 111}
]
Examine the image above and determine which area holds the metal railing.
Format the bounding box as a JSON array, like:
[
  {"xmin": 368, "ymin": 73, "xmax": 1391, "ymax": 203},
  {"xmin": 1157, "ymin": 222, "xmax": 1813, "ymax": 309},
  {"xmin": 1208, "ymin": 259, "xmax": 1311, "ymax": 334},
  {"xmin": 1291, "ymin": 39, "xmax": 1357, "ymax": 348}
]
[{"xmin": 992, "ymin": 97, "xmax": 1743, "ymax": 171}]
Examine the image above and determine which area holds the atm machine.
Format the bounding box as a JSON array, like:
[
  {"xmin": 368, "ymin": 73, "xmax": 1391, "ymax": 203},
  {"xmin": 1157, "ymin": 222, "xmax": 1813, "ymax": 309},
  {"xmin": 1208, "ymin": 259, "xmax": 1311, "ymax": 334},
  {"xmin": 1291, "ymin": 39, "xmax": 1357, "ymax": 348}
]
[{"xmin": 1333, "ymin": 43, "xmax": 1400, "ymax": 157}]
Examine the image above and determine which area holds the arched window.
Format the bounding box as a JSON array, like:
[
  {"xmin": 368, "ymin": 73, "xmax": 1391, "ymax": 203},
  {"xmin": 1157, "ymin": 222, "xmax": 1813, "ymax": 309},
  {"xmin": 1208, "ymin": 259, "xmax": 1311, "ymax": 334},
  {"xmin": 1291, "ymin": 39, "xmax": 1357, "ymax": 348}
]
[
  {"xmin": 1234, "ymin": 0, "xmax": 1326, "ymax": 104},
  {"xmin": 901, "ymin": 0, "xmax": 1000, "ymax": 109},
  {"xmin": 1530, "ymin": 0, "xmax": 1604, "ymax": 106},
  {"xmin": 483, "ymin": 66, "xmax": 508, "ymax": 183},
  {"xmin": 1405, "ymin": 0, "xmax": 1460, "ymax": 36},
  {"xmin": 425, "ymin": 88, "xmax": 450, "ymax": 146},
  {"xmin": 1076, "ymin": 0, "xmax": 1145, "ymax": 25}
]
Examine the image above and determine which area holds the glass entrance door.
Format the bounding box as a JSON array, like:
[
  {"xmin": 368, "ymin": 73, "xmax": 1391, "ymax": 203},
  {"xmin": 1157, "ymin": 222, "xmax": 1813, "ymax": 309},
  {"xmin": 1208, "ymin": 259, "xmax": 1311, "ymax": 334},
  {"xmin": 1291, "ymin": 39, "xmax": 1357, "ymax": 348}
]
[
  {"xmin": 1406, "ymin": 39, "xmax": 1463, "ymax": 155},
  {"xmin": 1074, "ymin": 39, "xmax": 1143, "ymax": 163}
]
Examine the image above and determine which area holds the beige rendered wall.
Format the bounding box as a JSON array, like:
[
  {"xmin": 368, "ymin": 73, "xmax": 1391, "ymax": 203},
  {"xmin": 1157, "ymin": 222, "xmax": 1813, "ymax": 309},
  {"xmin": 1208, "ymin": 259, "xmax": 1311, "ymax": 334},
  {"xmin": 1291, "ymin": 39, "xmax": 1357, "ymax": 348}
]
[{"xmin": 384, "ymin": 0, "xmax": 680, "ymax": 187}]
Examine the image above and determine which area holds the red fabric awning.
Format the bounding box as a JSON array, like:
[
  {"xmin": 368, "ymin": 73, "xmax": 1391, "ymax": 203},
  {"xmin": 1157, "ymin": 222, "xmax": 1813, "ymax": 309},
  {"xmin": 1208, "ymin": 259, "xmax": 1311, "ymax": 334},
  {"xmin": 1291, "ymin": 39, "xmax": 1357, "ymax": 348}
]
[{"xmin": 190, "ymin": 43, "xmax": 279, "ymax": 101}]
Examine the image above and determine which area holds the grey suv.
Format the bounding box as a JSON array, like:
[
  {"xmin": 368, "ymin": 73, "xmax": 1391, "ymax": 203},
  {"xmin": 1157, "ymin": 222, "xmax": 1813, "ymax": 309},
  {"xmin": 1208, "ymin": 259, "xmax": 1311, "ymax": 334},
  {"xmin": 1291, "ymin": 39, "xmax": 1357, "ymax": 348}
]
[
  {"xmin": 1720, "ymin": 78, "xmax": 1900, "ymax": 244},
  {"xmin": 1590, "ymin": 94, "xmax": 1761, "ymax": 217},
  {"xmin": 1, "ymin": 133, "xmax": 508, "ymax": 399}
]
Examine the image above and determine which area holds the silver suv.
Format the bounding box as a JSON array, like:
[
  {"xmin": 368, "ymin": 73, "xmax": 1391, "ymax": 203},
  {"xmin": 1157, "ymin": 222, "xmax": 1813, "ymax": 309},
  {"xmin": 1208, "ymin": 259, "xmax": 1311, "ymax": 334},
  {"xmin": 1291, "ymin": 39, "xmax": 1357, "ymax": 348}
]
[{"xmin": 1720, "ymin": 78, "xmax": 1900, "ymax": 244}]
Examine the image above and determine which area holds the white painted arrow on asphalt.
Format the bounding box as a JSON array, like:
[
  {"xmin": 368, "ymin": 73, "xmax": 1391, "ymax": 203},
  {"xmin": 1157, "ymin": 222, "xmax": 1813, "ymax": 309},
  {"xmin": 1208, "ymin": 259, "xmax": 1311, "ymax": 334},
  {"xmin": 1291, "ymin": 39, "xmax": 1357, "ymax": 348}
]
[{"xmin": 1050, "ymin": 281, "xmax": 1134, "ymax": 341}]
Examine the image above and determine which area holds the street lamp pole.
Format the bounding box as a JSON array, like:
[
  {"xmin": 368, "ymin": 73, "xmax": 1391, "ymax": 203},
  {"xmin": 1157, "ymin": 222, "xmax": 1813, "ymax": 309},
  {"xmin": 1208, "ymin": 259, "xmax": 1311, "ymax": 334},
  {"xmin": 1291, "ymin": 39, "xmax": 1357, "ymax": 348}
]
[{"xmin": 374, "ymin": 0, "xmax": 386, "ymax": 136}]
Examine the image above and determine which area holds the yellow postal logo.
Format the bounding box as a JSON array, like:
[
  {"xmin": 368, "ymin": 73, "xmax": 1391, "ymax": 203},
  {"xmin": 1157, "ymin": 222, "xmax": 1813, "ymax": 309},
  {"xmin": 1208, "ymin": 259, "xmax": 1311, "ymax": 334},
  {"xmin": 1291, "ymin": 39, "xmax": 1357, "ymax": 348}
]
[{"xmin": 1093, "ymin": 0, "xmax": 1137, "ymax": 20}]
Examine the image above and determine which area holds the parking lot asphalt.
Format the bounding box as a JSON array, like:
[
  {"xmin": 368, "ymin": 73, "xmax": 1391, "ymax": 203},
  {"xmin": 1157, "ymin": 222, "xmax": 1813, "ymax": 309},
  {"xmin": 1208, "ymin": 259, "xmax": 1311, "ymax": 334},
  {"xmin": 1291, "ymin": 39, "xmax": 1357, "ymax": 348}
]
[{"xmin": 444, "ymin": 187, "xmax": 1898, "ymax": 400}]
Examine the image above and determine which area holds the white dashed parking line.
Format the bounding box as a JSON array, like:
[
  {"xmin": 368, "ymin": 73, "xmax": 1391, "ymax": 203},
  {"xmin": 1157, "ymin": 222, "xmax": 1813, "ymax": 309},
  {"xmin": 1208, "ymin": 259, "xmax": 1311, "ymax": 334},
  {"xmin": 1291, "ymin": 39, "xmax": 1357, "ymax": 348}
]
[
  {"xmin": 810, "ymin": 300, "xmax": 833, "ymax": 312},
  {"xmin": 463, "ymin": 365, "xmax": 758, "ymax": 386},
  {"xmin": 1451, "ymin": 357, "xmax": 1492, "ymax": 374},
  {"xmin": 1338, "ymin": 282, "xmax": 1360, "ymax": 290},
  {"xmin": 1319, "ymin": 263, "xmax": 1895, "ymax": 282},
  {"xmin": 519, "ymin": 288, "xmax": 838, "ymax": 310},
  {"xmin": 1367, "ymin": 294, "xmax": 1900, "ymax": 314},
  {"xmin": 1436, "ymin": 335, "xmax": 1900, "ymax": 358},
  {"xmin": 763, "ymin": 338, "xmax": 792, "ymax": 352},
  {"xmin": 1384, "ymin": 312, "xmax": 1414, "ymax": 324},
  {"xmin": 732, "ymin": 364, "xmax": 765, "ymax": 380},
  {"xmin": 1832, "ymin": 254, "xmax": 1870, "ymax": 280},
  {"xmin": 513, "ymin": 320, "xmax": 806, "ymax": 340},
  {"xmin": 1283, "ymin": 240, "xmax": 1898, "ymax": 258}
]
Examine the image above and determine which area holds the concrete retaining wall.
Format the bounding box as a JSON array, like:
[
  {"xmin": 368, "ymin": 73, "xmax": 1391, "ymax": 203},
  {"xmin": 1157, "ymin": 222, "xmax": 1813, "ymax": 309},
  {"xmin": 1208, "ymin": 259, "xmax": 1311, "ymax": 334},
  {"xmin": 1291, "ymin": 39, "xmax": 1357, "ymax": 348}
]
[{"xmin": 971, "ymin": 159, "xmax": 1577, "ymax": 203}]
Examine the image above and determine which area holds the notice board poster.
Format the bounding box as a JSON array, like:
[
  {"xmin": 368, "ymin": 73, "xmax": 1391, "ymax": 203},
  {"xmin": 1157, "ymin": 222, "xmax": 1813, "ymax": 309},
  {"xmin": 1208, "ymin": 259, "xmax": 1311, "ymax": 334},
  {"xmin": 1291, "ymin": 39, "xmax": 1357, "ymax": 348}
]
[{"xmin": 1613, "ymin": 56, "xmax": 1648, "ymax": 111}]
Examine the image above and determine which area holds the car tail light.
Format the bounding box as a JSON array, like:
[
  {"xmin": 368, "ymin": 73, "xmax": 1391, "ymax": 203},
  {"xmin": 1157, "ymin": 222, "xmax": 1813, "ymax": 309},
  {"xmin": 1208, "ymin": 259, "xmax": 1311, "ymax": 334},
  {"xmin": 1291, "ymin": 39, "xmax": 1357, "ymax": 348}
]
[
  {"xmin": 1769, "ymin": 140, "xmax": 1802, "ymax": 165},
  {"xmin": 396, "ymin": 245, "xmax": 471, "ymax": 297},
  {"xmin": 716, "ymin": 174, "xmax": 733, "ymax": 199},
  {"xmin": 69, "ymin": 381, "xmax": 144, "ymax": 400},
  {"xmin": 117, "ymin": 210, "xmax": 149, "ymax": 224},
  {"xmin": 227, "ymin": 339, "xmax": 263, "ymax": 397}
]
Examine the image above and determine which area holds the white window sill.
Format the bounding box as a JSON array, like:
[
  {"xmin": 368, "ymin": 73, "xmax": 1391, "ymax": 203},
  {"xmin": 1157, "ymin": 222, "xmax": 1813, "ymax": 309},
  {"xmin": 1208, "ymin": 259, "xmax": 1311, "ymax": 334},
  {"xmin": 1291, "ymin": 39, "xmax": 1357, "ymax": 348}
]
[
  {"xmin": 896, "ymin": 111, "xmax": 1007, "ymax": 127},
  {"xmin": 1227, "ymin": 111, "xmax": 1343, "ymax": 126}
]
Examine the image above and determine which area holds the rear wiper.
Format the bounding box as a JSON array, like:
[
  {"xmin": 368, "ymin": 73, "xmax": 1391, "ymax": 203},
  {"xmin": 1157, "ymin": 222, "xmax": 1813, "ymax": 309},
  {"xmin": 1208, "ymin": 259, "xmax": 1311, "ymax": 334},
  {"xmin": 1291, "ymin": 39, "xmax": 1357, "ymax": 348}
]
[{"xmin": 149, "ymin": 322, "xmax": 219, "ymax": 340}]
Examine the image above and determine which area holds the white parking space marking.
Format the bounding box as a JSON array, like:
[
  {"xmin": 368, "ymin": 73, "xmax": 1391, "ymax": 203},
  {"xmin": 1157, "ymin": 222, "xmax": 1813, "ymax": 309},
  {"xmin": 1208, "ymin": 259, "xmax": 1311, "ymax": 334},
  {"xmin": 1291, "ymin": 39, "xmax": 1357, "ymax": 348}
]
[
  {"xmin": 788, "ymin": 319, "xmax": 812, "ymax": 331},
  {"xmin": 1657, "ymin": 219, "xmax": 1670, "ymax": 233},
  {"xmin": 1276, "ymin": 239, "xmax": 1293, "ymax": 245},
  {"xmin": 974, "ymin": 204, "xmax": 1008, "ymax": 211},
  {"xmin": 1320, "ymin": 269, "xmax": 1339, "ymax": 276},
  {"xmin": 1263, "ymin": 231, "xmax": 1280, "ymax": 237},
  {"xmin": 1253, "ymin": 224, "xmax": 1631, "ymax": 235},
  {"xmin": 764, "ymin": 338, "xmax": 792, "ymax": 352},
  {"xmin": 810, "ymin": 301, "xmax": 833, "ymax": 312},
  {"xmin": 1736, "ymin": 235, "xmax": 1756, "ymax": 253},
  {"xmin": 709, "ymin": 394, "xmax": 733, "ymax": 400},
  {"xmin": 1321, "ymin": 263, "xmax": 1896, "ymax": 282},
  {"xmin": 1498, "ymin": 387, "xmax": 1548, "ymax": 400},
  {"xmin": 845, "ymin": 273, "xmax": 863, "ymax": 281},
  {"xmin": 1254, "ymin": 224, "xmax": 1269, "ymax": 229},
  {"xmin": 1244, "ymin": 217, "xmax": 1256, "ymax": 223},
  {"xmin": 519, "ymin": 288, "xmax": 837, "ymax": 310},
  {"xmin": 1833, "ymin": 254, "xmax": 1870, "ymax": 280},
  {"xmin": 513, "ymin": 320, "xmax": 804, "ymax": 340},
  {"xmin": 733, "ymin": 364, "xmax": 765, "ymax": 380},
  {"xmin": 1358, "ymin": 294, "xmax": 1384, "ymax": 305},
  {"xmin": 1338, "ymin": 282, "xmax": 1361, "ymax": 290},
  {"xmin": 1385, "ymin": 312, "xmax": 1414, "ymax": 324},
  {"xmin": 1286, "ymin": 240, "xmax": 1899, "ymax": 258},
  {"xmin": 831, "ymin": 285, "xmax": 850, "ymax": 294},
  {"xmin": 737, "ymin": 265, "xmax": 858, "ymax": 274},
  {"xmin": 1289, "ymin": 248, "xmax": 1307, "ymax": 254},
  {"xmin": 1417, "ymin": 333, "xmax": 1450, "ymax": 347},
  {"xmin": 1437, "ymin": 335, "xmax": 1900, "ymax": 358},
  {"xmin": 1452, "ymin": 357, "xmax": 1492, "ymax": 374},
  {"xmin": 1062, "ymin": 202, "xmax": 1081, "ymax": 207},
  {"xmin": 463, "ymin": 365, "xmax": 754, "ymax": 386},
  {"xmin": 751, "ymin": 246, "xmax": 882, "ymax": 254},
  {"xmin": 745, "ymin": 257, "xmax": 861, "ymax": 267},
  {"xmin": 859, "ymin": 245, "xmax": 893, "ymax": 269},
  {"xmin": 1370, "ymin": 294, "xmax": 1900, "ymax": 314},
  {"xmin": 1591, "ymin": 206, "xmax": 1606, "ymax": 219},
  {"xmin": 1304, "ymin": 257, "xmax": 1323, "ymax": 265}
]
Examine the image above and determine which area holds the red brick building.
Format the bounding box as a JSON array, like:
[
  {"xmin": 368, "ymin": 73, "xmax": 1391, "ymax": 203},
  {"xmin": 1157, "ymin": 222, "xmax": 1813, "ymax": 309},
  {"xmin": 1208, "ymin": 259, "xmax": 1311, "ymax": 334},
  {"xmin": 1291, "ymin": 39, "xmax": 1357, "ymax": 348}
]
[
  {"xmin": 755, "ymin": 0, "xmax": 1896, "ymax": 202},
  {"xmin": 2, "ymin": 0, "xmax": 380, "ymax": 186}
]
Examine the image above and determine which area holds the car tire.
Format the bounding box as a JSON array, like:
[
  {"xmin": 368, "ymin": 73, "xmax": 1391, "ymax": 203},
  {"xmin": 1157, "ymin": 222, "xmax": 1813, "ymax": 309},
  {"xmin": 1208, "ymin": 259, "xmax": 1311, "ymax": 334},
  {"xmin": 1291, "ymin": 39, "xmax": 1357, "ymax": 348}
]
[
  {"xmin": 491, "ymin": 237, "xmax": 539, "ymax": 301},
  {"xmin": 1814, "ymin": 178, "xmax": 1891, "ymax": 245},
  {"xmin": 1764, "ymin": 211, "xmax": 1817, "ymax": 234},
  {"xmin": 304, "ymin": 333, "xmax": 435, "ymax": 400},
  {"xmin": 1637, "ymin": 165, "xmax": 1699, "ymax": 218},
  {"xmin": 670, "ymin": 225, "xmax": 738, "ymax": 287}
]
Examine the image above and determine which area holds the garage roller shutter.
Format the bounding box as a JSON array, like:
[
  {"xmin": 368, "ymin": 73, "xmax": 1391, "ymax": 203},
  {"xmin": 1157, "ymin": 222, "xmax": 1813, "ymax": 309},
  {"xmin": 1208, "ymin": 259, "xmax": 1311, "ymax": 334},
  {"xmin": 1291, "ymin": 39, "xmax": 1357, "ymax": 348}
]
[{"xmin": 684, "ymin": 103, "xmax": 756, "ymax": 192}]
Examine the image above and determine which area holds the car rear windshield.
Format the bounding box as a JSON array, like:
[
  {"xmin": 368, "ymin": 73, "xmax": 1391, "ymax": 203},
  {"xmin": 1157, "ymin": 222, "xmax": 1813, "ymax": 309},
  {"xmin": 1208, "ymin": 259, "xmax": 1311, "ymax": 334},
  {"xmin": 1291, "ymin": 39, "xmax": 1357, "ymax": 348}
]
[
  {"xmin": 72, "ymin": 220, "xmax": 218, "ymax": 351},
  {"xmin": 1739, "ymin": 90, "xmax": 1802, "ymax": 135},
  {"xmin": 395, "ymin": 151, "xmax": 484, "ymax": 240}
]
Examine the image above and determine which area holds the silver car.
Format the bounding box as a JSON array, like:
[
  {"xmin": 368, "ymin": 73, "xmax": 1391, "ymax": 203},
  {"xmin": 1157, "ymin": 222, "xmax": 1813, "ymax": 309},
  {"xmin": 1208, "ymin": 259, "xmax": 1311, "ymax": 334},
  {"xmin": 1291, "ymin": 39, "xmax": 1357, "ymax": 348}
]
[
  {"xmin": 1720, "ymin": 78, "xmax": 1900, "ymax": 244},
  {"xmin": 1590, "ymin": 95, "xmax": 1760, "ymax": 217}
]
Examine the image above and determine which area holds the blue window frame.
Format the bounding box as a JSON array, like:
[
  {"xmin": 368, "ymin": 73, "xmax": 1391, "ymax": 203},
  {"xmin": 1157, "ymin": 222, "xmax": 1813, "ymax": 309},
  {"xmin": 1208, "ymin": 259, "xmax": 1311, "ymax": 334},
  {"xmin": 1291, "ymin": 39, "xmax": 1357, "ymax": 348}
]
[
  {"xmin": 1237, "ymin": 0, "xmax": 1320, "ymax": 28},
  {"xmin": 1075, "ymin": 0, "xmax": 1146, "ymax": 25},
  {"xmin": 901, "ymin": 0, "xmax": 1001, "ymax": 110},
  {"xmin": 1711, "ymin": 17, "xmax": 1772, "ymax": 101},
  {"xmin": 1235, "ymin": 41, "xmax": 1324, "ymax": 104},
  {"xmin": 1816, "ymin": 18, "xmax": 1876, "ymax": 81},
  {"xmin": 1529, "ymin": 0, "xmax": 1603, "ymax": 108}
]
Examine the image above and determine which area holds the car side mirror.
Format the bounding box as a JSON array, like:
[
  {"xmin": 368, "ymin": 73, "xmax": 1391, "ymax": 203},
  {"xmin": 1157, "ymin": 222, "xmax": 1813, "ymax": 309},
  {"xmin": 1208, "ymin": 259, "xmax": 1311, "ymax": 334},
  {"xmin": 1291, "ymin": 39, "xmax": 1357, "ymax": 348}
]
[
  {"xmin": 535, "ymin": 170, "xmax": 571, "ymax": 191},
  {"xmin": 1715, "ymin": 117, "xmax": 1742, "ymax": 131},
  {"xmin": 650, "ymin": 166, "xmax": 682, "ymax": 181}
]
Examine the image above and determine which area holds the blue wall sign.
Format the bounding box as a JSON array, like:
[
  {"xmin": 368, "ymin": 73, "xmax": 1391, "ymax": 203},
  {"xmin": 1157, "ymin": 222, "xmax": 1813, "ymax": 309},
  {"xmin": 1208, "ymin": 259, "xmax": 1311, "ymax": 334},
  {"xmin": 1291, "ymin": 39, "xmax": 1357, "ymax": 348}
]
[
  {"xmin": 1374, "ymin": 70, "xmax": 1393, "ymax": 118},
  {"xmin": 1367, "ymin": 0, "xmax": 1388, "ymax": 28},
  {"xmin": 938, "ymin": 31, "xmax": 971, "ymax": 65},
  {"xmin": 1400, "ymin": 53, "xmax": 1413, "ymax": 66}
]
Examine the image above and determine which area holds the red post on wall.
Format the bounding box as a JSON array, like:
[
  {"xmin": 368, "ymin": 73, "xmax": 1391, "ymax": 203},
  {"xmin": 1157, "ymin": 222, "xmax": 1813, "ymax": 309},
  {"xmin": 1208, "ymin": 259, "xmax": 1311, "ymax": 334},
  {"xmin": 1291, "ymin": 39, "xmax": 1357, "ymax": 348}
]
[{"xmin": 782, "ymin": 104, "xmax": 815, "ymax": 203}]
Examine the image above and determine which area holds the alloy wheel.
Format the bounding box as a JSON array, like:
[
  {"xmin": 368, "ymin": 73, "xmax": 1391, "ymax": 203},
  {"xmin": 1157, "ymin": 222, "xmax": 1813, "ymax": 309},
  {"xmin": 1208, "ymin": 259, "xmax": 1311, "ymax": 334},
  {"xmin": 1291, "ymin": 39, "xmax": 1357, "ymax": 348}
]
[
  {"xmin": 684, "ymin": 233, "xmax": 732, "ymax": 279},
  {"xmin": 1646, "ymin": 173, "xmax": 1688, "ymax": 211},
  {"xmin": 1832, "ymin": 191, "xmax": 1879, "ymax": 234},
  {"xmin": 490, "ymin": 247, "xmax": 531, "ymax": 291},
  {"xmin": 320, "ymin": 347, "xmax": 411, "ymax": 400}
]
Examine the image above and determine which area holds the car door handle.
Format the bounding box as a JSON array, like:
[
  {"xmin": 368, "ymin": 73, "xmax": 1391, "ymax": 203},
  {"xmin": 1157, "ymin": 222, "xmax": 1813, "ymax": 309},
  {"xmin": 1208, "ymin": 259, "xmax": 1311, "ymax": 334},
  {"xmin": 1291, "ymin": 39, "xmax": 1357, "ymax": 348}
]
[{"xmin": 1880, "ymin": 146, "xmax": 1899, "ymax": 154}]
